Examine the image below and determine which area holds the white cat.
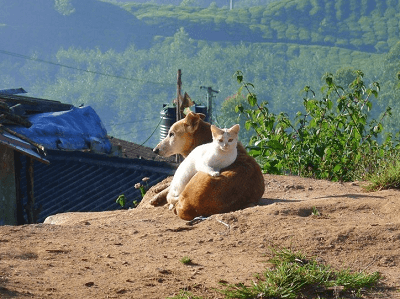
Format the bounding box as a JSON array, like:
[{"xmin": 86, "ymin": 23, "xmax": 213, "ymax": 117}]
[{"xmin": 166, "ymin": 124, "xmax": 240, "ymax": 209}]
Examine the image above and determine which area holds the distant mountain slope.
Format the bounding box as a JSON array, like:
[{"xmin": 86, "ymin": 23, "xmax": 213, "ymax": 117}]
[
  {"xmin": 0, "ymin": 0, "xmax": 150, "ymax": 56},
  {"xmin": 122, "ymin": 0, "xmax": 400, "ymax": 53},
  {"xmin": 104, "ymin": 0, "xmax": 280, "ymax": 8},
  {"xmin": 0, "ymin": 0, "xmax": 398, "ymax": 59}
]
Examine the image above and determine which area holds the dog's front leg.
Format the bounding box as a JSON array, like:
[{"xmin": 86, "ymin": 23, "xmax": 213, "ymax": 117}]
[{"xmin": 149, "ymin": 186, "xmax": 170, "ymax": 206}]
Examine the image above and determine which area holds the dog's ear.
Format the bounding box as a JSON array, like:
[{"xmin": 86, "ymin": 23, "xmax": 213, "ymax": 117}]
[
  {"xmin": 198, "ymin": 113, "xmax": 206, "ymax": 120},
  {"xmin": 184, "ymin": 112, "xmax": 202, "ymax": 133}
]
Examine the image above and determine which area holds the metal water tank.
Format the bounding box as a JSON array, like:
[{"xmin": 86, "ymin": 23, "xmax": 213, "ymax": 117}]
[
  {"xmin": 194, "ymin": 105, "xmax": 209, "ymax": 123},
  {"xmin": 159, "ymin": 105, "xmax": 209, "ymax": 141},
  {"xmin": 159, "ymin": 106, "xmax": 176, "ymax": 141}
]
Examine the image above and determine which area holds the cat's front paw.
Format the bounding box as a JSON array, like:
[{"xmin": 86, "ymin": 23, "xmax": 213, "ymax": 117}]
[{"xmin": 210, "ymin": 171, "xmax": 220, "ymax": 177}]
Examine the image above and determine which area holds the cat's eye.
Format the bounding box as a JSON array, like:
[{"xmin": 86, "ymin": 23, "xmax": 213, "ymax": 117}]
[
  {"xmin": 219, "ymin": 139, "xmax": 223, "ymax": 142},
  {"xmin": 228, "ymin": 139, "xmax": 233, "ymax": 142}
]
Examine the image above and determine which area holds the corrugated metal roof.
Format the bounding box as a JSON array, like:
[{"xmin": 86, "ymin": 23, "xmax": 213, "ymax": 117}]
[
  {"xmin": 109, "ymin": 136, "xmax": 177, "ymax": 163},
  {"xmin": 0, "ymin": 131, "xmax": 49, "ymax": 164},
  {"xmin": 19, "ymin": 150, "xmax": 175, "ymax": 223},
  {"xmin": 0, "ymin": 93, "xmax": 73, "ymax": 116},
  {"xmin": 0, "ymin": 89, "xmax": 50, "ymax": 163},
  {"xmin": 0, "ymin": 88, "xmax": 27, "ymax": 95}
]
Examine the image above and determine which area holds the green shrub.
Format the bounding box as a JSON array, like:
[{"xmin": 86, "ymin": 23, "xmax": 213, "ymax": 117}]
[{"xmin": 234, "ymin": 70, "xmax": 397, "ymax": 181}]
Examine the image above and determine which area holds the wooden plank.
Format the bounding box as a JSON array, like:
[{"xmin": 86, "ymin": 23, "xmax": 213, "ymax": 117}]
[
  {"xmin": 0, "ymin": 94, "xmax": 72, "ymax": 111},
  {"xmin": 0, "ymin": 125, "xmax": 44, "ymax": 152},
  {"xmin": 0, "ymin": 111, "xmax": 32, "ymax": 127},
  {"xmin": 0, "ymin": 101, "xmax": 10, "ymax": 111}
]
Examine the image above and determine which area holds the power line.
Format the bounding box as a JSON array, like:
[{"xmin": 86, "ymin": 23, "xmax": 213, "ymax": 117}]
[
  {"xmin": 134, "ymin": 117, "xmax": 163, "ymax": 147},
  {"xmin": 114, "ymin": 116, "xmax": 163, "ymax": 148},
  {"xmin": 0, "ymin": 49, "xmax": 175, "ymax": 87},
  {"xmin": 110, "ymin": 117, "xmax": 160, "ymax": 126},
  {"xmin": 116, "ymin": 123, "xmax": 161, "ymax": 136}
]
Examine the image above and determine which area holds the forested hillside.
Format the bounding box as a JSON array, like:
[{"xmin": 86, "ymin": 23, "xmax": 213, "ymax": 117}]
[
  {"xmin": 122, "ymin": 0, "xmax": 400, "ymax": 52},
  {"xmin": 1, "ymin": 0, "xmax": 400, "ymax": 147},
  {"xmin": 104, "ymin": 0, "xmax": 280, "ymax": 9}
]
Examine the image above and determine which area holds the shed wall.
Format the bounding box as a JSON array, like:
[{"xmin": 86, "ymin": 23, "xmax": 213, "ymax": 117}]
[{"xmin": 0, "ymin": 144, "xmax": 17, "ymax": 225}]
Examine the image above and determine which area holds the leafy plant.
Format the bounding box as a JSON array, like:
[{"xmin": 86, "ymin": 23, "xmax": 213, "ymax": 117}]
[
  {"xmin": 135, "ymin": 177, "xmax": 150, "ymax": 198},
  {"xmin": 218, "ymin": 92, "xmax": 254, "ymax": 145},
  {"xmin": 311, "ymin": 206, "xmax": 320, "ymax": 216},
  {"xmin": 234, "ymin": 70, "xmax": 397, "ymax": 181},
  {"xmin": 218, "ymin": 248, "xmax": 381, "ymax": 299},
  {"xmin": 180, "ymin": 256, "xmax": 192, "ymax": 265},
  {"xmin": 115, "ymin": 195, "xmax": 139, "ymax": 209},
  {"xmin": 115, "ymin": 194, "xmax": 126, "ymax": 207}
]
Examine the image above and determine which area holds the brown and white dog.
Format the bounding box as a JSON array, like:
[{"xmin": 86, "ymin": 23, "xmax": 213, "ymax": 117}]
[{"xmin": 152, "ymin": 112, "xmax": 265, "ymax": 220}]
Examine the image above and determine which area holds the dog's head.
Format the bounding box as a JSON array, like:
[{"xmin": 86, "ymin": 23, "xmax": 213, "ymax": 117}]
[{"xmin": 153, "ymin": 112, "xmax": 209, "ymax": 158}]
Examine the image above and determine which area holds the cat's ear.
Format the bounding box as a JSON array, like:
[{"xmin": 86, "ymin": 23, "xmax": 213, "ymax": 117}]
[
  {"xmin": 197, "ymin": 113, "xmax": 206, "ymax": 120},
  {"xmin": 229, "ymin": 124, "xmax": 240, "ymax": 135},
  {"xmin": 184, "ymin": 112, "xmax": 202, "ymax": 133},
  {"xmin": 211, "ymin": 125, "xmax": 223, "ymax": 137},
  {"xmin": 210, "ymin": 125, "xmax": 221, "ymax": 137}
]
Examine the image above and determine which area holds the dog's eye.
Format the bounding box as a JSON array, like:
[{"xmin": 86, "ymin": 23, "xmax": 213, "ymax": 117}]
[{"xmin": 169, "ymin": 132, "xmax": 174, "ymax": 137}]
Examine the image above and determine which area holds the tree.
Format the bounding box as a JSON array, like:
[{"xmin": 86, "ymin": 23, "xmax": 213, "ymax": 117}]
[
  {"xmin": 180, "ymin": 0, "xmax": 196, "ymax": 6},
  {"xmin": 379, "ymin": 41, "xmax": 400, "ymax": 134},
  {"xmin": 54, "ymin": 0, "xmax": 75, "ymax": 16}
]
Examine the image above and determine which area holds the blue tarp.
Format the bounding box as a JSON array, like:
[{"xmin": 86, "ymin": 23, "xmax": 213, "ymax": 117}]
[{"xmin": 9, "ymin": 106, "xmax": 112, "ymax": 153}]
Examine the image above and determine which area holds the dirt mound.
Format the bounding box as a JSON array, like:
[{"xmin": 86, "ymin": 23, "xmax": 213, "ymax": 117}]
[{"xmin": 0, "ymin": 174, "xmax": 399, "ymax": 298}]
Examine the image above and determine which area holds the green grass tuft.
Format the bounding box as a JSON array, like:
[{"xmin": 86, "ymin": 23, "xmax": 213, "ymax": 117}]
[
  {"xmin": 218, "ymin": 248, "xmax": 381, "ymax": 299},
  {"xmin": 363, "ymin": 159, "xmax": 400, "ymax": 191},
  {"xmin": 180, "ymin": 256, "xmax": 192, "ymax": 265}
]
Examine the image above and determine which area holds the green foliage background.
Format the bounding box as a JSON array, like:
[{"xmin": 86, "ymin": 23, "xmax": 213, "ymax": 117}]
[
  {"xmin": 234, "ymin": 70, "xmax": 398, "ymax": 181},
  {"xmin": 1, "ymin": 0, "xmax": 400, "ymax": 148}
]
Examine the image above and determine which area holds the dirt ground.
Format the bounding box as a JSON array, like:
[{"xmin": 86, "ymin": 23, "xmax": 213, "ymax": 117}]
[{"xmin": 0, "ymin": 174, "xmax": 399, "ymax": 299}]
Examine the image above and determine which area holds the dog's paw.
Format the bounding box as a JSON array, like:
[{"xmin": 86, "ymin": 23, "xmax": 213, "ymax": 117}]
[
  {"xmin": 149, "ymin": 193, "xmax": 166, "ymax": 206},
  {"xmin": 149, "ymin": 187, "xmax": 169, "ymax": 206}
]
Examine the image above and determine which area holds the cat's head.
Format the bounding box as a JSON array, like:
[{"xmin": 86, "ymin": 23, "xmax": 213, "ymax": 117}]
[{"xmin": 211, "ymin": 124, "xmax": 240, "ymax": 151}]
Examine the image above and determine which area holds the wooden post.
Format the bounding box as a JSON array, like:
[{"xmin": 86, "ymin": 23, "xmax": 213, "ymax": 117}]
[
  {"xmin": 207, "ymin": 87, "xmax": 212, "ymax": 125},
  {"xmin": 176, "ymin": 69, "xmax": 182, "ymax": 121},
  {"xmin": 25, "ymin": 157, "xmax": 35, "ymax": 224},
  {"xmin": 176, "ymin": 69, "xmax": 182, "ymax": 164}
]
